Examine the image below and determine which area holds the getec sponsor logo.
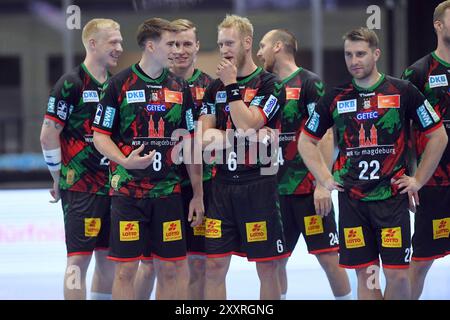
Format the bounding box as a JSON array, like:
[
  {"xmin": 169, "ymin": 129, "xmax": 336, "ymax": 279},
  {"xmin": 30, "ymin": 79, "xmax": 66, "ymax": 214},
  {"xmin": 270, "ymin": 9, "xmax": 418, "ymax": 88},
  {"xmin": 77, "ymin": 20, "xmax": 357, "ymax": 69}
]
[
  {"xmin": 119, "ymin": 221, "xmax": 139, "ymax": 241},
  {"xmin": 263, "ymin": 95, "xmax": 279, "ymax": 118},
  {"xmin": 205, "ymin": 218, "xmax": 222, "ymax": 238},
  {"xmin": 381, "ymin": 227, "xmax": 402, "ymax": 248},
  {"xmin": 126, "ymin": 90, "xmax": 146, "ymax": 104},
  {"xmin": 186, "ymin": 108, "xmax": 195, "ymax": 131},
  {"xmin": 344, "ymin": 227, "xmax": 366, "ymax": 249},
  {"xmin": 433, "ymin": 218, "xmax": 450, "ymax": 240},
  {"xmin": 304, "ymin": 215, "xmax": 324, "ymax": 236},
  {"xmin": 356, "ymin": 111, "xmax": 379, "ymax": 121},
  {"xmin": 163, "ymin": 220, "xmax": 182, "ymax": 242},
  {"xmin": 82, "ymin": 90, "xmax": 99, "ymax": 103},
  {"xmin": 216, "ymin": 91, "xmax": 227, "ymax": 103},
  {"xmin": 93, "ymin": 104, "xmax": 103, "ymax": 125},
  {"xmin": 428, "ymin": 74, "xmax": 448, "ymax": 88},
  {"xmin": 57, "ymin": 100, "xmax": 68, "ymax": 120},
  {"xmin": 102, "ymin": 106, "xmax": 116, "ymax": 128},
  {"xmin": 146, "ymin": 104, "xmax": 166, "ymax": 112},
  {"xmin": 246, "ymin": 221, "xmax": 267, "ymax": 242},
  {"xmin": 47, "ymin": 97, "xmax": 56, "ymax": 113},
  {"xmin": 417, "ymin": 105, "xmax": 433, "ymax": 128},
  {"xmin": 337, "ymin": 99, "xmax": 357, "ymax": 114},
  {"xmin": 84, "ymin": 218, "xmax": 101, "ymax": 237},
  {"xmin": 306, "ymin": 111, "xmax": 320, "ymax": 132}
]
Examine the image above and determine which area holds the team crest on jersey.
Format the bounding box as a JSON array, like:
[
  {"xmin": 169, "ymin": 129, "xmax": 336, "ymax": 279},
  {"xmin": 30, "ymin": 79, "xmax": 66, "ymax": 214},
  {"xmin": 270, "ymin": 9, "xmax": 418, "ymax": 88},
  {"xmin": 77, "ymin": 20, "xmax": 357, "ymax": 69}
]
[
  {"xmin": 286, "ymin": 87, "xmax": 301, "ymax": 100},
  {"xmin": 126, "ymin": 90, "xmax": 146, "ymax": 103},
  {"xmin": 82, "ymin": 90, "xmax": 99, "ymax": 103},
  {"xmin": 337, "ymin": 99, "xmax": 357, "ymax": 114},
  {"xmin": 216, "ymin": 91, "xmax": 227, "ymax": 103},
  {"xmin": 428, "ymin": 74, "xmax": 448, "ymax": 88},
  {"xmin": 363, "ymin": 99, "xmax": 371, "ymax": 109},
  {"xmin": 151, "ymin": 92, "xmax": 159, "ymax": 102},
  {"xmin": 378, "ymin": 95, "xmax": 400, "ymax": 109}
]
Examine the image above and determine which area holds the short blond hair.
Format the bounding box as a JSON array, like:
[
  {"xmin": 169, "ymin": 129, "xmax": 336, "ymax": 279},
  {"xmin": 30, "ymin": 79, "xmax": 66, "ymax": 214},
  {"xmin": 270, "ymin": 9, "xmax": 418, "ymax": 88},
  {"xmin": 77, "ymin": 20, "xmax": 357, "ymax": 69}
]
[
  {"xmin": 82, "ymin": 18, "xmax": 120, "ymax": 48},
  {"xmin": 343, "ymin": 27, "xmax": 379, "ymax": 49},
  {"xmin": 218, "ymin": 14, "xmax": 253, "ymax": 38},
  {"xmin": 434, "ymin": 1, "xmax": 450, "ymax": 22},
  {"xmin": 171, "ymin": 19, "xmax": 198, "ymax": 41}
]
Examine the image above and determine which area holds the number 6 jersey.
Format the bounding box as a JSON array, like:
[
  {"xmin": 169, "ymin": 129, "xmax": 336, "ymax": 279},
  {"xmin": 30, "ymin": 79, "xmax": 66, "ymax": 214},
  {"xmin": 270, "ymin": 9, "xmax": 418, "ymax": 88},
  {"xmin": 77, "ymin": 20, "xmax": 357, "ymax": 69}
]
[
  {"xmin": 92, "ymin": 64, "xmax": 196, "ymax": 199},
  {"xmin": 303, "ymin": 74, "xmax": 442, "ymax": 201}
]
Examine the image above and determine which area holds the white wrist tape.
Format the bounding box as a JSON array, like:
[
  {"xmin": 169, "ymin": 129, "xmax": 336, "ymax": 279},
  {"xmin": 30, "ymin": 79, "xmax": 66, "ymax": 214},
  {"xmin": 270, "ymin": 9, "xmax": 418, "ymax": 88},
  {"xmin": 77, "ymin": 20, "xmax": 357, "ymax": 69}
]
[{"xmin": 43, "ymin": 148, "xmax": 61, "ymax": 171}]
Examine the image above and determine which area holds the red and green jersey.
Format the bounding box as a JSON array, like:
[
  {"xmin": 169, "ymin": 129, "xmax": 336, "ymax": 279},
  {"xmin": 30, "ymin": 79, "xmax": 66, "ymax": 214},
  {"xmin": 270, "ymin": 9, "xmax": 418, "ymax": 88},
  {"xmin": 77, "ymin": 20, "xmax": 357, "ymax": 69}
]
[
  {"xmin": 45, "ymin": 63, "xmax": 110, "ymax": 195},
  {"xmin": 276, "ymin": 67, "xmax": 324, "ymax": 195},
  {"xmin": 179, "ymin": 69, "xmax": 214, "ymax": 187},
  {"xmin": 402, "ymin": 52, "xmax": 450, "ymax": 186},
  {"xmin": 303, "ymin": 74, "xmax": 442, "ymax": 201},
  {"xmin": 92, "ymin": 64, "xmax": 196, "ymax": 199},
  {"xmin": 200, "ymin": 67, "xmax": 285, "ymax": 178}
]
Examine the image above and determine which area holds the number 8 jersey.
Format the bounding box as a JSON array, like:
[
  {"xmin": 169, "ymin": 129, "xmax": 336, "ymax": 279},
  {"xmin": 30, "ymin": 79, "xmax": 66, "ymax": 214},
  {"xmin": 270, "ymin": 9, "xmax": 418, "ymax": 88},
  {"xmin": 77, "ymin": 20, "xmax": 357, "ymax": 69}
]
[
  {"xmin": 303, "ymin": 74, "xmax": 442, "ymax": 201},
  {"xmin": 92, "ymin": 64, "xmax": 196, "ymax": 199}
]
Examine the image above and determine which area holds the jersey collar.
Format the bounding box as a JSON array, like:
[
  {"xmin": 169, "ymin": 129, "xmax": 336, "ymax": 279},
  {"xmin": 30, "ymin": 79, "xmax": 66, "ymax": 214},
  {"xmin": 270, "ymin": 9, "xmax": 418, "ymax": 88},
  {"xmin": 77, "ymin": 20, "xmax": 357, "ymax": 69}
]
[{"xmin": 352, "ymin": 73, "xmax": 385, "ymax": 92}]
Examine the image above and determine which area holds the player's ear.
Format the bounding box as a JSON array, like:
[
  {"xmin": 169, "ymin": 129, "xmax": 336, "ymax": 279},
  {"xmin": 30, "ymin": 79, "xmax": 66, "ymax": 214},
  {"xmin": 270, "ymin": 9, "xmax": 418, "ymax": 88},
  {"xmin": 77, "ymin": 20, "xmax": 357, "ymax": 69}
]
[
  {"xmin": 373, "ymin": 48, "xmax": 381, "ymax": 61},
  {"xmin": 273, "ymin": 41, "xmax": 282, "ymax": 54},
  {"xmin": 88, "ymin": 38, "xmax": 96, "ymax": 51},
  {"xmin": 434, "ymin": 20, "xmax": 443, "ymax": 33},
  {"xmin": 145, "ymin": 40, "xmax": 155, "ymax": 53},
  {"xmin": 243, "ymin": 35, "xmax": 252, "ymax": 50}
]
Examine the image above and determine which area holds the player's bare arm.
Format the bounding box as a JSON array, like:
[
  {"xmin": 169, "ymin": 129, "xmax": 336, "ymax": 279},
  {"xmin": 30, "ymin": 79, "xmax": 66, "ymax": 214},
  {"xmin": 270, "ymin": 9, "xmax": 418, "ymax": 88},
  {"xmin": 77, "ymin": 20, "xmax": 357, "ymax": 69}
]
[
  {"xmin": 395, "ymin": 125, "xmax": 448, "ymax": 193},
  {"xmin": 93, "ymin": 131, "xmax": 155, "ymax": 170},
  {"xmin": 40, "ymin": 118, "xmax": 64, "ymax": 202},
  {"xmin": 298, "ymin": 131, "xmax": 343, "ymax": 192}
]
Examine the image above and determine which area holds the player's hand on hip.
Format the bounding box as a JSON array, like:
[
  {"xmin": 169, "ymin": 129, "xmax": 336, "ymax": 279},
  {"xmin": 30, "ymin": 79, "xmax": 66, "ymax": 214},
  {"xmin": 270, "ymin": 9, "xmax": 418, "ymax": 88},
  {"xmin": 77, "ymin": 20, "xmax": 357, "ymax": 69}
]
[
  {"xmin": 314, "ymin": 184, "xmax": 332, "ymax": 217},
  {"xmin": 408, "ymin": 191, "xmax": 420, "ymax": 214},
  {"xmin": 217, "ymin": 59, "xmax": 237, "ymax": 86},
  {"xmin": 123, "ymin": 144, "xmax": 156, "ymax": 170},
  {"xmin": 49, "ymin": 180, "xmax": 60, "ymax": 203},
  {"xmin": 188, "ymin": 195, "xmax": 205, "ymax": 227},
  {"xmin": 393, "ymin": 174, "xmax": 422, "ymax": 194}
]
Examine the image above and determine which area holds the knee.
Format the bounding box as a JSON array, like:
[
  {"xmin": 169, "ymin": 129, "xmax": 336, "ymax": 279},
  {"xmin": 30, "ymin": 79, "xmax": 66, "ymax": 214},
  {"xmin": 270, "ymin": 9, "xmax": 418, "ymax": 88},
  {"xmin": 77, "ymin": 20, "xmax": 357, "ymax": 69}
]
[
  {"xmin": 317, "ymin": 253, "xmax": 340, "ymax": 273},
  {"xmin": 385, "ymin": 269, "xmax": 410, "ymax": 286},
  {"xmin": 67, "ymin": 255, "xmax": 91, "ymax": 274},
  {"xmin": 115, "ymin": 262, "xmax": 138, "ymax": 282},
  {"xmin": 157, "ymin": 261, "xmax": 177, "ymax": 283},
  {"xmin": 256, "ymin": 261, "xmax": 278, "ymax": 277},
  {"xmin": 205, "ymin": 259, "xmax": 228, "ymax": 280}
]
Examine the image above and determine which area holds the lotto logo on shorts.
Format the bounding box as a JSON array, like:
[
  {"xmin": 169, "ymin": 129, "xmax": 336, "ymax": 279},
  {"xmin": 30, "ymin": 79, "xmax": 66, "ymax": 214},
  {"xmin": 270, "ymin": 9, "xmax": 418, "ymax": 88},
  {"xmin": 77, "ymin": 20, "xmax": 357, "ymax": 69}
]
[
  {"xmin": 344, "ymin": 227, "xmax": 365, "ymax": 249},
  {"xmin": 119, "ymin": 221, "xmax": 139, "ymax": 241},
  {"xmin": 304, "ymin": 215, "xmax": 324, "ymax": 236},
  {"xmin": 205, "ymin": 218, "xmax": 222, "ymax": 238},
  {"xmin": 381, "ymin": 227, "xmax": 402, "ymax": 248},
  {"xmin": 433, "ymin": 218, "xmax": 450, "ymax": 240},
  {"xmin": 84, "ymin": 218, "xmax": 101, "ymax": 237},
  {"xmin": 246, "ymin": 221, "xmax": 268, "ymax": 242},
  {"xmin": 163, "ymin": 220, "xmax": 182, "ymax": 242},
  {"xmin": 193, "ymin": 220, "xmax": 206, "ymax": 236}
]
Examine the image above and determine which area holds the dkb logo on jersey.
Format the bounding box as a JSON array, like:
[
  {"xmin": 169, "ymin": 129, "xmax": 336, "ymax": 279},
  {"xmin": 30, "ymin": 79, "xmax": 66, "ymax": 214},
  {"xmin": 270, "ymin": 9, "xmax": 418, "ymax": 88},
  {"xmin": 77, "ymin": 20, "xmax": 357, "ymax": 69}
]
[
  {"xmin": 126, "ymin": 90, "xmax": 146, "ymax": 104},
  {"xmin": 428, "ymin": 74, "xmax": 448, "ymax": 88},
  {"xmin": 193, "ymin": 219, "xmax": 206, "ymax": 236},
  {"xmin": 246, "ymin": 221, "xmax": 267, "ymax": 242},
  {"xmin": 119, "ymin": 221, "xmax": 139, "ymax": 241},
  {"xmin": 304, "ymin": 215, "xmax": 324, "ymax": 236},
  {"xmin": 432, "ymin": 218, "xmax": 450, "ymax": 240},
  {"xmin": 84, "ymin": 218, "xmax": 101, "ymax": 237},
  {"xmin": 344, "ymin": 227, "xmax": 365, "ymax": 249},
  {"xmin": 205, "ymin": 218, "xmax": 222, "ymax": 238},
  {"xmin": 163, "ymin": 220, "xmax": 182, "ymax": 242},
  {"xmin": 381, "ymin": 227, "xmax": 402, "ymax": 248},
  {"xmin": 337, "ymin": 99, "xmax": 357, "ymax": 114},
  {"xmin": 82, "ymin": 90, "xmax": 99, "ymax": 103}
]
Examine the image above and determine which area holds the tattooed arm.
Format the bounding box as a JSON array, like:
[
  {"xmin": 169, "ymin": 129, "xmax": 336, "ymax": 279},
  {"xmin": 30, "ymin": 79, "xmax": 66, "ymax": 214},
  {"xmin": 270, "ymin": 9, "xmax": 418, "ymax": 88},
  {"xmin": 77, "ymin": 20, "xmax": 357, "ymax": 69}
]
[{"xmin": 40, "ymin": 118, "xmax": 63, "ymax": 202}]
